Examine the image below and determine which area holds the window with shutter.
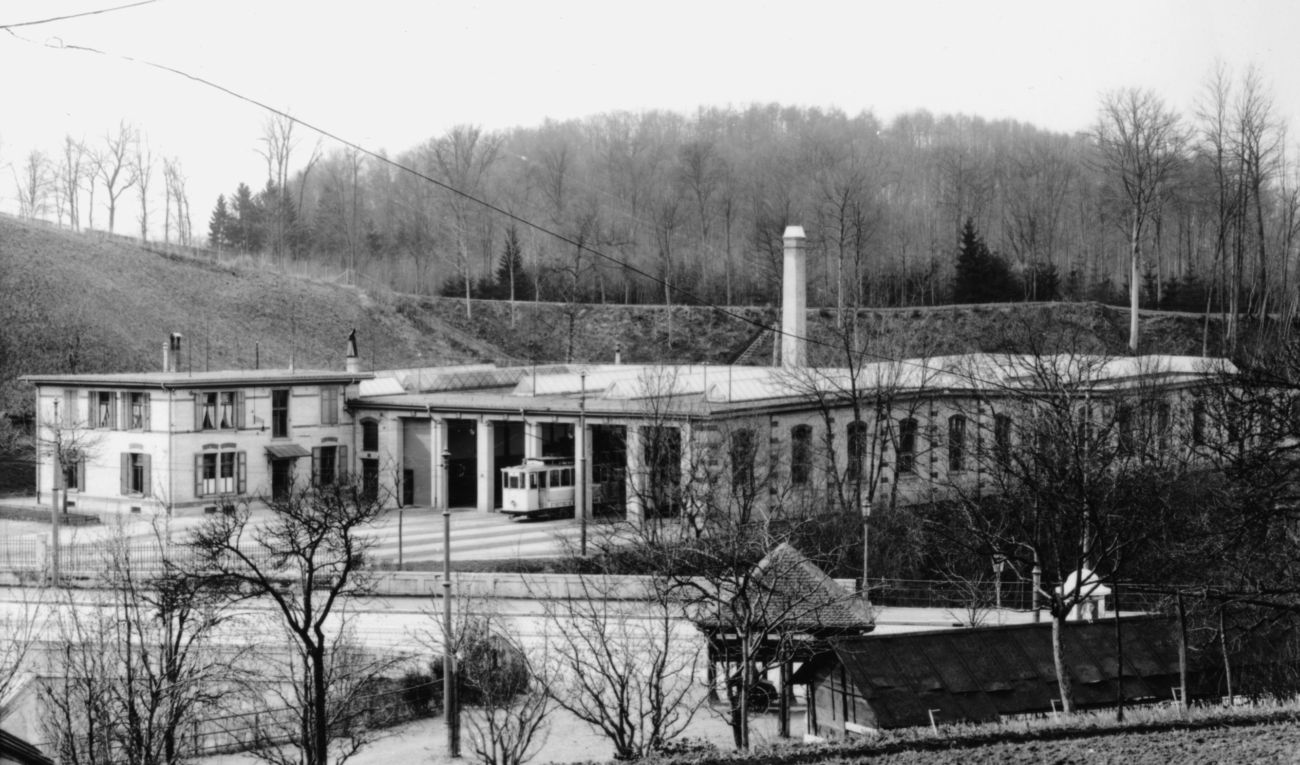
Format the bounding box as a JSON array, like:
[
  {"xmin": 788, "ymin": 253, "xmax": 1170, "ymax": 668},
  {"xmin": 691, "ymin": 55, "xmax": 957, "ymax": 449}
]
[
  {"xmin": 237, "ymin": 451, "xmax": 247, "ymax": 494},
  {"xmin": 337, "ymin": 446, "xmax": 347, "ymax": 481},
  {"xmin": 194, "ymin": 454, "xmax": 204, "ymax": 498},
  {"xmin": 236, "ymin": 391, "xmax": 246, "ymax": 429},
  {"xmin": 320, "ymin": 386, "xmax": 339, "ymax": 425},
  {"xmin": 63, "ymin": 390, "xmax": 76, "ymax": 428},
  {"xmin": 312, "ymin": 447, "xmax": 322, "ymax": 486},
  {"xmin": 140, "ymin": 454, "xmax": 151, "ymax": 497},
  {"xmin": 120, "ymin": 453, "xmax": 130, "ymax": 495}
]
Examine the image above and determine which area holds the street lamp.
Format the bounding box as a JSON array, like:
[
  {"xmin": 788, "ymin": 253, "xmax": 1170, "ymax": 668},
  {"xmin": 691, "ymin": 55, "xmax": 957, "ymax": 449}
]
[
  {"xmin": 861, "ymin": 492, "xmax": 872, "ymax": 604},
  {"xmin": 441, "ymin": 447, "xmax": 459, "ymax": 758}
]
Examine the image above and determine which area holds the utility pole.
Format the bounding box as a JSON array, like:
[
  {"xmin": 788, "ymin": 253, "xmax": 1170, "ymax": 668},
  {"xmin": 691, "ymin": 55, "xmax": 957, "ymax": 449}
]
[
  {"xmin": 441, "ymin": 448, "xmax": 459, "ymax": 757},
  {"xmin": 579, "ymin": 370, "xmax": 588, "ymax": 557},
  {"xmin": 50, "ymin": 399, "xmax": 62, "ymax": 585}
]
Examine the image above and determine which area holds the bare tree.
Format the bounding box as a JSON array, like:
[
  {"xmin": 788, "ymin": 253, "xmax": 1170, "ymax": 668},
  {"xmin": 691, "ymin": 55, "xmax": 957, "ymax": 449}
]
[
  {"xmin": 134, "ymin": 136, "xmax": 156, "ymax": 242},
  {"xmin": 536, "ymin": 575, "xmax": 704, "ymax": 760},
  {"xmin": 41, "ymin": 520, "xmax": 249, "ymax": 765},
  {"xmin": 59, "ymin": 136, "xmax": 87, "ymax": 230},
  {"xmin": 190, "ymin": 478, "xmax": 390, "ymax": 765},
  {"xmin": 257, "ymin": 113, "xmax": 302, "ymax": 260},
  {"xmin": 95, "ymin": 121, "xmax": 139, "ymax": 234},
  {"xmin": 163, "ymin": 158, "xmax": 192, "ymax": 246},
  {"xmin": 432, "ymin": 125, "xmax": 502, "ymax": 319},
  {"xmin": 1093, "ymin": 89, "xmax": 1188, "ymax": 353},
  {"xmin": 14, "ymin": 149, "xmax": 50, "ymax": 221}
]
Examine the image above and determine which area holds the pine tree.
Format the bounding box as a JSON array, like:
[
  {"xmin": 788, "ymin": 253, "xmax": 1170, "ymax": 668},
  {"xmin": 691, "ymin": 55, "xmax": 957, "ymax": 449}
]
[
  {"xmin": 208, "ymin": 194, "xmax": 231, "ymax": 249},
  {"xmin": 230, "ymin": 182, "xmax": 264, "ymax": 253},
  {"xmin": 952, "ymin": 218, "xmax": 1019, "ymax": 304},
  {"xmin": 495, "ymin": 224, "xmax": 531, "ymax": 301}
]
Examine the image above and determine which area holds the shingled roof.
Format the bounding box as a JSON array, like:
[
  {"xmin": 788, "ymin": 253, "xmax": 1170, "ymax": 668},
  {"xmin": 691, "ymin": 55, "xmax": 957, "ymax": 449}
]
[
  {"xmin": 793, "ymin": 617, "xmax": 1199, "ymax": 729},
  {"xmin": 693, "ymin": 543, "xmax": 874, "ymax": 633}
]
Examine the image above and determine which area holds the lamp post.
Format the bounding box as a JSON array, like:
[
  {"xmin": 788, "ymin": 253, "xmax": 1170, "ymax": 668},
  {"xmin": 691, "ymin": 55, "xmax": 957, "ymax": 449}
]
[
  {"xmin": 441, "ymin": 448, "xmax": 459, "ymax": 758},
  {"xmin": 861, "ymin": 491, "xmax": 872, "ymax": 604}
]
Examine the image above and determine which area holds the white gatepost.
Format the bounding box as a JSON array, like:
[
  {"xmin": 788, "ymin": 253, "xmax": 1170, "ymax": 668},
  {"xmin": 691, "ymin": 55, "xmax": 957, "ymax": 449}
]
[{"xmin": 431, "ymin": 418, "xmax": 447, "ymax": 511}]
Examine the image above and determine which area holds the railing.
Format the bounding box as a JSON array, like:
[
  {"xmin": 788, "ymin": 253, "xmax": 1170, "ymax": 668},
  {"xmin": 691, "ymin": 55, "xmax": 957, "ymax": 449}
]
[{"xmin": 0, "ymin": 537, "xmax": 282, "ymax": 577}]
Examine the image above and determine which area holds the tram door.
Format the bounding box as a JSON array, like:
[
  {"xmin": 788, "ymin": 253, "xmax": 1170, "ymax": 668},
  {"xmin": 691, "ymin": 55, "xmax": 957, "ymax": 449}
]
[{"xmin": 494, "ymin": 422, "xmax": 525, "ymax": 509}]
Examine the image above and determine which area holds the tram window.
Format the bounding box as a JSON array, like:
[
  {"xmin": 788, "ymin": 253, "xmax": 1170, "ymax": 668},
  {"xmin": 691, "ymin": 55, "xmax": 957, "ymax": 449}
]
[
  {"xmin": 562, "ymin": 469, "xmax": 572, "ymax": 487},
  {"xmin": 529, "ymin": 473, "xmax": 538, "ymax": 489},
  {"xmin": 550, "ymin": 470, "xmax": 560, "ymax": 487},
  {"xmin": 505, "ymin": 474, "xmax": 518, "ymax": 489}
]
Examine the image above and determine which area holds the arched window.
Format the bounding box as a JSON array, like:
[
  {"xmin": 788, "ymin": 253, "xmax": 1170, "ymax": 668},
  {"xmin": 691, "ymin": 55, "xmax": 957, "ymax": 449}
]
[
  {"xmin": 948, "ymin": 414, "xmax": 966, "ymax": 472},
  {"xmin": 847, "ymin": 421, "xmax": 869, "ymax": 482},
  {"xmin": 791, "ymin": 425, "xmax": 813, "ymax": 485},
  {"xmin": 896, "ymin": 418, "xmax": 918, "ymax": 474},
  {"xmin": 361, "ymin": 418, "xmax": 380, "ymax": 452}
]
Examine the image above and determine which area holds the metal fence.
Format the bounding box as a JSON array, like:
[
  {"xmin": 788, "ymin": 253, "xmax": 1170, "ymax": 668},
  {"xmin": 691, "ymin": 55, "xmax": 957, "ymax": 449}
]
[{"xmin": 0, "ymin": 537, "xmax": 283, "ymax": 577}]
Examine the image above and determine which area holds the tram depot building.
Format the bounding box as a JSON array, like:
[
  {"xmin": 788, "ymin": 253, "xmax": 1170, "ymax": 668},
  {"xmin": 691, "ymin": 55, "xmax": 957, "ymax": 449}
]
[{"xmin": 20, "ymin": 229, "xmax": 1232, "ymax": 520}]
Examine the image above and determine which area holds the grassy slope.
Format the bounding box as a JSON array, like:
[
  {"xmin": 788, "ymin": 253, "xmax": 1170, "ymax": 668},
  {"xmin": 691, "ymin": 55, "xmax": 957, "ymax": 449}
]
[{"xmin": 0, "ymin": 216, "xmax": 502, "ymax": 413}]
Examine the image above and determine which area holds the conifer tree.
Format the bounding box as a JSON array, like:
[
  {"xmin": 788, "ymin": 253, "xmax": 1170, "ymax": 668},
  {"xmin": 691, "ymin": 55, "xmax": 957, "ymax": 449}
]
[
  {"xmin": 207, "ymin": 194, "xmax": 231, "ymax": 249},
  {"xmin": 496, "ymin": 224, "xmax": 531, "ymax": 301},
  {"xmin": 952, "ymin": 218, "xmax": 1019, "ymax": 304}
]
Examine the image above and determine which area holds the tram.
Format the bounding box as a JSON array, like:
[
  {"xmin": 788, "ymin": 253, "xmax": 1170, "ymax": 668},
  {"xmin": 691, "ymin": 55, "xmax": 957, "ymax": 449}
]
[{"xmin": 500, "ymin": 457, "xmax": 608, "ymax": 520}]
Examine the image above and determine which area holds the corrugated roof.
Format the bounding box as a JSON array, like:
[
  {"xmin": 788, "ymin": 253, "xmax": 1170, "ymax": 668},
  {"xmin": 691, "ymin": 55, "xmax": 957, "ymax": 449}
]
[
  {"xmin": 693, "ymin": 543, "xmax": 874, "ymax": 633},
  {"xmin": 797, "ymin": 617, "xmax": 1196, "ymax": 729},
  {"xmin": 266, "ymin": 443, "xmax": 311, "ymax": 459}
]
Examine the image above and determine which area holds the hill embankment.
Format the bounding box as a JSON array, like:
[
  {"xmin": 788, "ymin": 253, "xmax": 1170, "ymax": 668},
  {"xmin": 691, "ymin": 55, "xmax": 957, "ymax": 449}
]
[
  {"xmin": 0, "ymin": 216, "xmax": 505, "ymax": 413},
  {"xmin": 1, "ymin": 214, "xmax": 1241, "ymax": 417}
]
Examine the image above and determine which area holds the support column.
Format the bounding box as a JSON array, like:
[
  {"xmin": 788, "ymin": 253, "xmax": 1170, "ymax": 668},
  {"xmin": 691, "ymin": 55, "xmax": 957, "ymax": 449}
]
[
  {"xmin": 626, "ymin": 425, "xmax": 645, "ymax": 522},
  {"xmin": 476, "ymin": 419, "xmax": 495, "ymax": 513},
  {"xmin": 524, "ymin": 420, "xmax": 543, "ymax": 461}
]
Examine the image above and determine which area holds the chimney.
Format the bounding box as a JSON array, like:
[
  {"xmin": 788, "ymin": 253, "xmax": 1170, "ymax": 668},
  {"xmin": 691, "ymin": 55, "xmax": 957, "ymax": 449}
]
[
  {"xmin": 614, "ymin": 342, "xmax": 622, "ymax": 365},
  {"xmin": 345, "ymin": 328, "xmax": 359, "ymax": 374},
  {"xmin": 781, "ymin": 225, "xmax": 806, "ymax": 368},
  {"xmin": 166, "ymin": 333, "xmax": 183, "ymax": 373}
]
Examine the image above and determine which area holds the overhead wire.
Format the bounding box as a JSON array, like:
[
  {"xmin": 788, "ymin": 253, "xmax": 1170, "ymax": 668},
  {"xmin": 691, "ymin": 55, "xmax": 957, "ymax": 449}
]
[{"xmin": 0, "ymin": 0, "xmax": 160, "ymax": 30}]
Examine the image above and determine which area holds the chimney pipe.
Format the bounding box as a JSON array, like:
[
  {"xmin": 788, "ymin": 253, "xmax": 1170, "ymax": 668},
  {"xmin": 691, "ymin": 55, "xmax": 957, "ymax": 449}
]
[
  {"xmin": 168, "ymin": 334, "xmax": 183, "ymax": 373},
  {"xmin": 163, "ymin": 340, "xmax": 170, "ymax": 374},
  {"xmin": 614, "ymin": 342, "xmax": 622, "ymax": 366},
  {"xmin": 781, "ymin": 225, "xmax": 806, "ymax": 368},
  {"xmin": 345, "ymin": 328, "xmax": 359, "ymax": 374}
]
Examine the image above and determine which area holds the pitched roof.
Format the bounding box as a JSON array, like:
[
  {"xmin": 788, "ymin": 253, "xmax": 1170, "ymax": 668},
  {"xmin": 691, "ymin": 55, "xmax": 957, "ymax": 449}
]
[
  {"xmin": 693, "ymin": 543, "xmax": 874, "ymax": 633},
  {"xmin": 793, "ymin": 617, "xmax": 1197, "ymax": 729},
  {"xmin": 0, "ymin": 730, "xmax": 53, "ymax": 765}
]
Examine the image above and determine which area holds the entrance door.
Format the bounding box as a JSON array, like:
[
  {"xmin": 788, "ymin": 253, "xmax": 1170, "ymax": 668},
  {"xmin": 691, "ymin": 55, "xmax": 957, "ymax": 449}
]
[
  {"xmin": 447, "ymin": 419, "xmax": 477, "ymax": 508},
  {"xmin": 493, "ymin": 422, "xmax": 525, "ymax": 509},
  {"xmin": 271, "ymin": 458, "xmax": 293, "ymax": 500},
  {"xmin": 362, "ymin": 459, "xmax": 379, "ymax": 499}
]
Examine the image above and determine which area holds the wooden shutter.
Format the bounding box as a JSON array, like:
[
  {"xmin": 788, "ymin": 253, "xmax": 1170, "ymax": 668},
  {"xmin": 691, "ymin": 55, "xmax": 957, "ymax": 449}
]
[
  {"xmin": 63, "ymin": 390, "xmax": 76, "ymax": 428},
  {"xmin": 320, "ymin": 387, "xmax": 330, "ymax": 425},
  {"xmin": 236, "ymin": 391, "xmax": 247, "ymax": 429},
  {"xmin": 337, "ymin": 446, "xmax": 348, "ymax": 481},
  {"xmin": 237, "ymin": 451, "xmax": 247, "ymax": 494},
  {"xmin": 195, "ymin": 454, "xmax": 204, "ymax": 498},
  {"xmin": 312, "ymin": 447, "xmax": 322, "ymax": 486},
  {"xmin": 120, "ymin": 453, "xmax": 130, "ymax": 495},
  {"xmin": 194, "ymin": 393, "xmax": 204, "ymax": 431},
  {"xmin": 142, "ymin": 393, "xmax": 151, "ymax": 432},
  {"xmin": 86, "ymin": 391, "xmax": 94, "ymax": 428},
  {"xmin": 141, "ymin": 454, "xmax": 151, "ymax": 497},
  {"xmin": 76, "ymin": 459, "xmax": 86, "ymax": 492}
]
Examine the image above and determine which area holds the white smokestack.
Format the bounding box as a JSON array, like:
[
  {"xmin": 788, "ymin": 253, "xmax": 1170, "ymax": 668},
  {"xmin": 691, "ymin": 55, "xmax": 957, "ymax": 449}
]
[
  {"xmin": 781, "ymin": 226, "xmax": 806, "ymax": 368},
  {"xmin": 163, "ymin": 339, "xmax": 170, "ymax": 374}
]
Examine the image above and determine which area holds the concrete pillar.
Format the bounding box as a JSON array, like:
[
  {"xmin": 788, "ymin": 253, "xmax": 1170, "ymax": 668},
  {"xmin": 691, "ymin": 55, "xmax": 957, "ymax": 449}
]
[
  {"xmin": 781, "ymin": 225, "xmax": 806, "ymax": 369},
  {"xmin": 476, "ymin": 420, "xmax": 495, "ymax": 512},
  {"xmin": 524, "ymin": 420, "xmax": 543, "ymax": 460},
  {"xmin": 626, "ymin": 425, "xmax": 645, "ymax": 522}
]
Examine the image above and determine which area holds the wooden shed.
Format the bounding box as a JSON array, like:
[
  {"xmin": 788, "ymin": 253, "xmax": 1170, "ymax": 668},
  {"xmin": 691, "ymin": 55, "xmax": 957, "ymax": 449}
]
[{"xmin": 792, "ymin": 617, "xmax": 1199, "ymax": 736}]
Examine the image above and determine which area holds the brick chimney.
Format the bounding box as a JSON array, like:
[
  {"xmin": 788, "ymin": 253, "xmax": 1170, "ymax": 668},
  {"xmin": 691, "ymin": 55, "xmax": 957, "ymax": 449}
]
[
  {"xmin": 164, "ymin": 333, "xmax": 183, "ymax": 373},
  {"xmin": 781, "ymin": 226, "xmax": 806, "ymax": 368}
]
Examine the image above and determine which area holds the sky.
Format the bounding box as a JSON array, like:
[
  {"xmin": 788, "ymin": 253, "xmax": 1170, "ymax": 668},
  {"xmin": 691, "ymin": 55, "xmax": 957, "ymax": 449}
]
[{"xmin": 1, "ymin": 0, "xmax": 1298, "ymax": 238}]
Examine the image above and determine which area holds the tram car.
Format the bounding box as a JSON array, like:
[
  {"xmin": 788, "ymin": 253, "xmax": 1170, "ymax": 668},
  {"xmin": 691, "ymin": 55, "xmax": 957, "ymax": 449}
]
[{"xmin": 500, "ymin": 457, "xmax": 607, "ymax": 520}]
